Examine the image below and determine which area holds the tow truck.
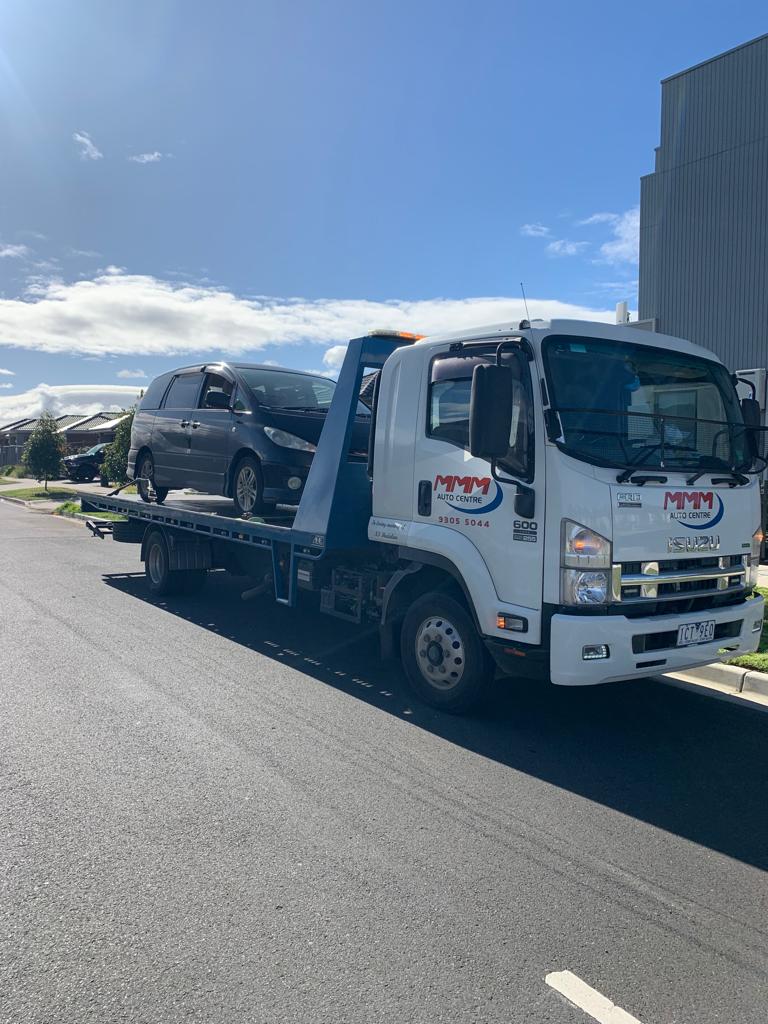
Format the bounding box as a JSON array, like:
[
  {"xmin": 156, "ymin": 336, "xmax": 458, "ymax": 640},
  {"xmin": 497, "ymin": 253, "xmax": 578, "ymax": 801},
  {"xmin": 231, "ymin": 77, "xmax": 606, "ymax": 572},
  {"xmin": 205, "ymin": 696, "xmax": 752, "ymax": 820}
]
[{"xmin": 80, "ymin": 319, "xmax": 766, "ymax": 712}]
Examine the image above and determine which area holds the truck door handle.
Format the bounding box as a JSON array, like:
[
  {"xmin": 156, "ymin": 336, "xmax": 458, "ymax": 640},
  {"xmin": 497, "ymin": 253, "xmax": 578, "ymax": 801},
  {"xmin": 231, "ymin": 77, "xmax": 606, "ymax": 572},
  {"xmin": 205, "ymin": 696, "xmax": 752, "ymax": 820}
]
[
  {"xmin": 418, "ymin": 480, "xmax": 432, "ymax": 516},
  {"xmin": 180, "ymin": 419, "xmax": 190, "ymax": 427}
]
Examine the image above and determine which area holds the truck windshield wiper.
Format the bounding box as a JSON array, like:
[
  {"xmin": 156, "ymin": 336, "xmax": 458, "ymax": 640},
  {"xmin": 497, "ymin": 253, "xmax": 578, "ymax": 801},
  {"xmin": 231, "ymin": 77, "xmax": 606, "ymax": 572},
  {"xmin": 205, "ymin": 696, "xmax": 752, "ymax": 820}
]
[{"xmin": 686, "ymin": 459, "xmax": 748, "ymax": 486}]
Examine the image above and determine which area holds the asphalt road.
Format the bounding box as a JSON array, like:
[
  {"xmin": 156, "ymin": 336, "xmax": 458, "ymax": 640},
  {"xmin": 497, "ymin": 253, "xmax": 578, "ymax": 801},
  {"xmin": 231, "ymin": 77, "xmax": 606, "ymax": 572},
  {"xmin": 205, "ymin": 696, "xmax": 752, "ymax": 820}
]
[{"xmin": 2, "ymin": 500, "xmax": 768, "ymax": 1024}]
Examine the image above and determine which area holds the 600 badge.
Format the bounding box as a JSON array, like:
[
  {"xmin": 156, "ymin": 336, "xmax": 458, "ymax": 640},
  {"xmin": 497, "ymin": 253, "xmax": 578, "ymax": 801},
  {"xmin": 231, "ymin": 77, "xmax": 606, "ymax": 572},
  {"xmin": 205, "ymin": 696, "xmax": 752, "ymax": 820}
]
[{"xmin": 513, "ymin": 519, "xmax": 538, "ymax": 543}]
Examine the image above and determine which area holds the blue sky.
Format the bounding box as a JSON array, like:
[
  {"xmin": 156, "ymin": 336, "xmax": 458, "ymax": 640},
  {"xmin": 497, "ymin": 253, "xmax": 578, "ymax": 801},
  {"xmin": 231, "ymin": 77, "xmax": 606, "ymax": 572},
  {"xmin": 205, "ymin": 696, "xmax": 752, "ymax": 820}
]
[{"xmin": 0, "ymin": 0, "xmax": 766, "ymax": 420}]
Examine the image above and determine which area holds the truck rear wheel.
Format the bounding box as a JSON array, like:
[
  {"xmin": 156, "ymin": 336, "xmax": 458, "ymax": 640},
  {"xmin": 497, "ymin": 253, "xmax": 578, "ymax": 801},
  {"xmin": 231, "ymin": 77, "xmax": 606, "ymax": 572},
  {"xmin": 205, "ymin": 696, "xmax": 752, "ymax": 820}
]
[
  {"xmin": 400, "ymin": 592, "xmax": 493, "ymax": 713},
  {"xmin": 144, "ymin": 530, "xmax": 206, "ymax": 596}
]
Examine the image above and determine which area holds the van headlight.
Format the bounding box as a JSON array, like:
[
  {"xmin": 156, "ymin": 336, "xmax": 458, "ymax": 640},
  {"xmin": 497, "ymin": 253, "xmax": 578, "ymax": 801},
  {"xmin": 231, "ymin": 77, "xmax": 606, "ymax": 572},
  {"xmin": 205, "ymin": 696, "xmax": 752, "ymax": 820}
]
[
  {"xmin": 263, "ymin": 427, "xmax": 316, "ymax": 452},
  {"xmin": 561, "ymin": 569, "xmax": 609, "ymax": 605},
  {"xmin": 561, "ymin": 519, "xmax": 612, "ymax": 605}
]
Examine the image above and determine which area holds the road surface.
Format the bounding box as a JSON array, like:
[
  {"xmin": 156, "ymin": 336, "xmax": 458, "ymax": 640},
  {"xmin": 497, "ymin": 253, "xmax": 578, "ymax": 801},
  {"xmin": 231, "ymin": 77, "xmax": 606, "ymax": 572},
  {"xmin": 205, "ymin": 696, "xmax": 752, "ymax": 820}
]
[{"xmin": 1, "ymin": 500, "xmax": 767, "ymax": 1023}]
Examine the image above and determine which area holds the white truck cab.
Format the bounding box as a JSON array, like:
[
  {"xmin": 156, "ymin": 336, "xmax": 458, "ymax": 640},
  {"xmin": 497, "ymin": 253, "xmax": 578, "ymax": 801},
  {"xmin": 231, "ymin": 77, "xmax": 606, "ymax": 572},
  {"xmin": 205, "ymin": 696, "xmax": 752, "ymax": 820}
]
[{"xmin": 369, "ymin": 318, "xmax": 765, "ymax": 695}]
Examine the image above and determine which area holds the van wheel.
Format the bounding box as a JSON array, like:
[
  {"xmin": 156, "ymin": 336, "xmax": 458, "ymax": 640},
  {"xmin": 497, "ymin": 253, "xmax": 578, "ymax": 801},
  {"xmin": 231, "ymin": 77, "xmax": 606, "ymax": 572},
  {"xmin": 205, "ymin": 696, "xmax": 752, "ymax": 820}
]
[
  {"xmin": 137, "ymin": 452, "xmax": 169, "ymax": 505},
  {"xmin": 400, "ymin": 593, "xmax": 493, "ymax": 713},
  {"xmin": 144, "ymin": 530, "xmax": 206, "ymax": 595},
  {"xmin": 232, "ymin": 455, "xmax": 266, "ymax": 516}
]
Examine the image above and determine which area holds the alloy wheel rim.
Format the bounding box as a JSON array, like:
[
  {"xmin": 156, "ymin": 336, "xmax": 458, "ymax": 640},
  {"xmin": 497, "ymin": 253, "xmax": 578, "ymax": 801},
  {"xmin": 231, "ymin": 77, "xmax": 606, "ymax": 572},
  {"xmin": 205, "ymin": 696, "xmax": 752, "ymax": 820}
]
[
  {"xmin": 414, "ymin": 617, "xmax": 465, "ymax": 690},
  {"xmin": 236, "ymin": 466, "xmax": 258, "ymax": 511}
]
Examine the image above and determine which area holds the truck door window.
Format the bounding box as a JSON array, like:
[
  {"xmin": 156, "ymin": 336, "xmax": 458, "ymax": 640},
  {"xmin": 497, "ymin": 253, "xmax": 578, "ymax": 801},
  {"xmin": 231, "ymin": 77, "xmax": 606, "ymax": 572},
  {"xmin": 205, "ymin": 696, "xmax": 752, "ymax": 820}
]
[{"xmin": 427, "ymin": 351, "xmax": 533, "ymax": 480}]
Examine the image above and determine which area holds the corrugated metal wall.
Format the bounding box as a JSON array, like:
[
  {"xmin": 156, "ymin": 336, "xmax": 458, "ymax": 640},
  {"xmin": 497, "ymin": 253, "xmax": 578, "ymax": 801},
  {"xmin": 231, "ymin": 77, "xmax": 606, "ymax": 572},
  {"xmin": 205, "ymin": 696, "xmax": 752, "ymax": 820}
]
[{"xmin": 639, "ymin": 34, "xmax": 768, "ymax": 371}]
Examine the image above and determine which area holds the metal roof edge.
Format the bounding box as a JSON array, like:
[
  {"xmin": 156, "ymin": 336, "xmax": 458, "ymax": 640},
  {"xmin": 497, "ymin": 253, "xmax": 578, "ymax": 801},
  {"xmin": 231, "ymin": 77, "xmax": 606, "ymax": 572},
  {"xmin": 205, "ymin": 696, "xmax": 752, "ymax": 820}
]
[{"xmin": 661, "ymin": 32, "xmax": 768, "ymax": 85}]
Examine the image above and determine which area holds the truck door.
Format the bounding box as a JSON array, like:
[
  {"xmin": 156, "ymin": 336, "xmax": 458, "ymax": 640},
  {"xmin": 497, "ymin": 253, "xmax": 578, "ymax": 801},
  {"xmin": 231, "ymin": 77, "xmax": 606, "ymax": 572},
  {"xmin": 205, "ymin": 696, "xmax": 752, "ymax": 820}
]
[{"xmin": 412, "ymin": 345, "xmax": 544, "ymax": 619}]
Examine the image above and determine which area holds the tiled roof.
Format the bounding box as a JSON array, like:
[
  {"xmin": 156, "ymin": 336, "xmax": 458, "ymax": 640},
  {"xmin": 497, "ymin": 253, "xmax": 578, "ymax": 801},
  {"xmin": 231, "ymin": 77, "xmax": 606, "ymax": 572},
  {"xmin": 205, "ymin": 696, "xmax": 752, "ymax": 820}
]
[{"xmin": 71, "ymin": 411, "xmax": 129, "ymax": 431}]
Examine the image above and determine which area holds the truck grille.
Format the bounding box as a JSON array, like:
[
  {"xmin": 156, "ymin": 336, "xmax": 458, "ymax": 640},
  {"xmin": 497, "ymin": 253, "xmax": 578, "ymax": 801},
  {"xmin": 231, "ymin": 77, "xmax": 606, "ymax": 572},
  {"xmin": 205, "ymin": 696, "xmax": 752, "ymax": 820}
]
[{"xmin": 613, "ymin": 554, "xmax": 746, "ymax": 607}]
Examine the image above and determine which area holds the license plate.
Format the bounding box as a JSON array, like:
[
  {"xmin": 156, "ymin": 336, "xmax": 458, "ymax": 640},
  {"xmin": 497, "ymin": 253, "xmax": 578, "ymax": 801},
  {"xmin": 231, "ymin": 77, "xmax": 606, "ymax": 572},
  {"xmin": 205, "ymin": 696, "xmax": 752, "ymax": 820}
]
[{"xmin": 677, "ymin": 620, "xmax": 716, "ymax": 647}]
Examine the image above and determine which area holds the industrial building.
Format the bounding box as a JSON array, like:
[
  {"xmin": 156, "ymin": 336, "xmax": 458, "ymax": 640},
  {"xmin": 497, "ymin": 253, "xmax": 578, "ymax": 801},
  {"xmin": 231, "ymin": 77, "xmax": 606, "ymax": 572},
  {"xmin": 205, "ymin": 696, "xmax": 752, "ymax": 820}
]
[{"xmin": 639, "ymin": 32, "xmax": 768, "ymax": 403}]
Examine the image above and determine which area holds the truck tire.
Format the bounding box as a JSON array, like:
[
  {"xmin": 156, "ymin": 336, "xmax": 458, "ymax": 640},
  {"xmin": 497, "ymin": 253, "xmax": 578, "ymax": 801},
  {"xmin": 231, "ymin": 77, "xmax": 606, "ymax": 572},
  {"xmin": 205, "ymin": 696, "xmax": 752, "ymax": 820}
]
[
  {"xmin": 137, "ymin": 452, "xmax": 169, "ymax": 506},
  {"xmin": 144, "ymin": 530, "xmax": 206, "ymax": 596},
  {"xmin": 400, "ymin": 592, "xmax": 493, "ymax": 713}
]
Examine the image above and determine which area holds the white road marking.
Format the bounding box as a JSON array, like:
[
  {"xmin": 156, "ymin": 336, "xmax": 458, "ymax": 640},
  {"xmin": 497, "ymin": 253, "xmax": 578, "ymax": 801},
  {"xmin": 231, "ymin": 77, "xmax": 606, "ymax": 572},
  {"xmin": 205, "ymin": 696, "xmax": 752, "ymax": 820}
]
[{"xmin": 545, "ymin": 971, "xmax": 644, "ymax": 1024}]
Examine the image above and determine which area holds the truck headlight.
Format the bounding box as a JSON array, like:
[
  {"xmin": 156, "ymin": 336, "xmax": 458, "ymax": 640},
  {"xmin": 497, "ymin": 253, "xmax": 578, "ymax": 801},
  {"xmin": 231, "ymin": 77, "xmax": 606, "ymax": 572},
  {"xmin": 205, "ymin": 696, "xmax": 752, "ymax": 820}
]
[
  {"xmin": 263, "ymin": 427, "xmax": 316, "ymax": 452},
  {"xmin": 561, "ymin": 519, "xmax": 611, "ymax": 568},
  {"xmin": 561, "ymin": 569, "xmax": 609, "ymax": 605},
  {"xmin": 747, "ymin": 527, "xmax": 764, "ymax": 588}
]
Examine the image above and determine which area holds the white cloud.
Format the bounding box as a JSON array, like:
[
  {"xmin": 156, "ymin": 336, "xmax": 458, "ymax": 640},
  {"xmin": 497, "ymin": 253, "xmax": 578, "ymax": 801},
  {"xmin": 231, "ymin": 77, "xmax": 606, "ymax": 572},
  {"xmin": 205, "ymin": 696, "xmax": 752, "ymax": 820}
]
[
  {"xmin": 520, "ymin": 223, "xmax": 550, "ymax": 238},
  {"xmin": 578, "ymin": 212, "xmax": 619, "ymax": 226},
  {"xmin": 0, "ymin": 270, "xmax": 617, "ymax": 359},
  {"xmin": 0, "ymin": 243, "xmax": 30, "ymax": 259},
  {"xmin": 0, "ymin": 383, "xmax": 12, "ymax": 389},
  {"xmin": 116, "ymin": 368, "xmax": 147, "ymax": 379},
  {"xmin": 0, "ymin": 368, "xmax": 15, "ymax": 376},
  {"xmin": 128, "ymin": 151, "xmax": 167, "ymax": 164},
  {"xmin": 597, "ymin": 207, "xmax": 639, "ymax": 264},
  {"xmin": 0, "ymin": 384, "xmax": 142, "ymax": 425},
  {"xmin": 323, "ymin": 344, "xmax": 348, "ymax": 369},
  {"xmin": 72, "ymin": 130, "xmax": 103, "ymax": 161},
  {"xmin": 546, "ymin": 239, "xmax": 589, "ymax": 257}
]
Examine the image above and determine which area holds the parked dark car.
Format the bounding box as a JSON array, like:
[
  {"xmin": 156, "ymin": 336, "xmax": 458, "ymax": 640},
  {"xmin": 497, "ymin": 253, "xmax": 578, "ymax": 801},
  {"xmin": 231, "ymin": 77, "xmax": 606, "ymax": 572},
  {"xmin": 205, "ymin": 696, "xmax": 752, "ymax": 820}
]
[
  {"xmin": 62, "ymin": 442, "xmax": 110, "ymax": 482},
  {"xmin": 128, "ymin": 362, "xmax": 371, "ymax": 515}
]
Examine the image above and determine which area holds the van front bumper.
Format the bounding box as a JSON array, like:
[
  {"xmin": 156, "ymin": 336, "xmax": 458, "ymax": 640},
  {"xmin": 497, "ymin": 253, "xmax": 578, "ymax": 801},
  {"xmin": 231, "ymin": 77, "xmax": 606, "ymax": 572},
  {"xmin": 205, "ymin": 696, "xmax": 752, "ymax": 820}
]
[{"xmin": 549, "ymin": 595, "xmax": 764, "ymax": 686}]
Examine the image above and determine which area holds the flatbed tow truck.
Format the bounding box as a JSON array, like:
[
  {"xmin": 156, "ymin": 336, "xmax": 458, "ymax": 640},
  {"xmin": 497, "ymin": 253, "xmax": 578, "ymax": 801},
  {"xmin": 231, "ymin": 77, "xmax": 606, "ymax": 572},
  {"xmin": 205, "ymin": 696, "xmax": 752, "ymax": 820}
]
[{"xmin": 80, "ymin": 321, "xmax": 766, "ymax": 712}]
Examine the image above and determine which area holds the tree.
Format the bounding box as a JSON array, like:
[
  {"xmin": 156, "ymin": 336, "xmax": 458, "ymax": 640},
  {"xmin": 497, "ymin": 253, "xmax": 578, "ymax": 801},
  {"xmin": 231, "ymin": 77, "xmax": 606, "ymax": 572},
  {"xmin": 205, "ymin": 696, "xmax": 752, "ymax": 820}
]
[
  {"xmin": 101, "ymin": 409, "xmax": 134, "ymax": 485},
  {"xmin": 22, "ymin": 411, "xmax": 66, "ymax": 491}
]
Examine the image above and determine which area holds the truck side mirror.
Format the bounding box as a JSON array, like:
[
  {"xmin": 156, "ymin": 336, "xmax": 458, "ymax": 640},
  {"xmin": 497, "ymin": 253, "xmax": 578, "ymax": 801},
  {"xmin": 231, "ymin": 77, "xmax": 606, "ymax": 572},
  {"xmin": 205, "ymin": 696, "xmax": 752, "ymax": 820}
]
[
  {"xmin": 741, "ymin": 397, "xmax": 761, "ymax": 457},
  {"xmin": 469, "ymin": 364, "xmax": 514, "ymax": 459}
]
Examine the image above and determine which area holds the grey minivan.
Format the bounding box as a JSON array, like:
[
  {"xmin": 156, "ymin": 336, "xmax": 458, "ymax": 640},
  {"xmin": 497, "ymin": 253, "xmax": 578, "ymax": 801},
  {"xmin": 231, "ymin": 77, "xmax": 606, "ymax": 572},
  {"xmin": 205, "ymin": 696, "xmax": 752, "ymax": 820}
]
[{"xmin": 128, "ymin": 362, "xmax": 370, "ymax": 516}]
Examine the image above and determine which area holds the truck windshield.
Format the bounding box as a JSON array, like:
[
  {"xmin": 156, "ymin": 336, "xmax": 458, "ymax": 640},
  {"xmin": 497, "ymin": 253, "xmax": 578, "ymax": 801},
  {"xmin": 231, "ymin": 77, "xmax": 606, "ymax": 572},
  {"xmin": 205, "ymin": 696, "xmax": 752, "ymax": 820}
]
[{"xmin": 542, "ymin": 336, "xmax": 750, "ymax": 473}]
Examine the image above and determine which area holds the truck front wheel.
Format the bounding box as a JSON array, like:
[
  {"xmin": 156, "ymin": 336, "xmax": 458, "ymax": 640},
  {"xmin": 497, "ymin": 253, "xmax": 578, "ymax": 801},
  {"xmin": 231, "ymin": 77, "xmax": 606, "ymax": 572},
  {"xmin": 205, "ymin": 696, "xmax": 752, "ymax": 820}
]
[{"xmin": 400, "ymin": 593, "xmax": 493, "ymax": 713}]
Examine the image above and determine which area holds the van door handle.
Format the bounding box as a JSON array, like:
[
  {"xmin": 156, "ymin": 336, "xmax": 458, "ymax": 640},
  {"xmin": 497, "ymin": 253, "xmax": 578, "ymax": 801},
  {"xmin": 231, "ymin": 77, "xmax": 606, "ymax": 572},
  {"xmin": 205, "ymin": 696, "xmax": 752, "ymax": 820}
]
[
  {"xmin": 180, "ymin": 419, "xmax": 190, "ymax": 427},
  {"xmin": 191, "ymin": 421, "xmax": 200, "ymax": 429}
]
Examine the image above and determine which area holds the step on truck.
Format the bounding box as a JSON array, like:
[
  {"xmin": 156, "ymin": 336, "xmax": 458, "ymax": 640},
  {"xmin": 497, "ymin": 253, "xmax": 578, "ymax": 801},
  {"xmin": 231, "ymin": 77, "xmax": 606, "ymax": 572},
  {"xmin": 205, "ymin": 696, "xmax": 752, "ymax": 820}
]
[{"xmin": 81, "ymin": 319, "xmax": 767, "ymax": 713}]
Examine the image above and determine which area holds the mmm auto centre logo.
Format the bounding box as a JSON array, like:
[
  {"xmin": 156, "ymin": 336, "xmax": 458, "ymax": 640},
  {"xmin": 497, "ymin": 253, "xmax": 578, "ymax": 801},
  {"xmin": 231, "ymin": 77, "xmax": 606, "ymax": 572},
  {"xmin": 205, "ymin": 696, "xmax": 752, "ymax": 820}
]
[
  {"xmin": 664, "ymin": 490, "xmax": 724, "ymax": 529},
  {"xmin": 433, "ymin": 474, "xmax": 503, "ymax": 513}
]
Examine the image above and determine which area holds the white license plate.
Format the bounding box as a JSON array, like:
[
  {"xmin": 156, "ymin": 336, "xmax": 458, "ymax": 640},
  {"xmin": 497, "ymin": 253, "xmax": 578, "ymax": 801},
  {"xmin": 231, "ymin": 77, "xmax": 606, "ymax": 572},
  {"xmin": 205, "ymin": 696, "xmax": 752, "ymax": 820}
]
[{"xmin": 676, "ymin": 620, "xmax": 716, "ymax": 647}]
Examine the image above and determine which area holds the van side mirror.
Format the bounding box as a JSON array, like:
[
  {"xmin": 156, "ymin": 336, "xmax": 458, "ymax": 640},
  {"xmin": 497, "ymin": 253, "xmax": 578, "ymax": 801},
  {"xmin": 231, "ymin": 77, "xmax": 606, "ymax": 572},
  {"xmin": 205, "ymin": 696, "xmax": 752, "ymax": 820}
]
[
  {"xmin": 469, "ymin": 364, "xmax": 514, "ymax": 459},
  {"xmin": 205, "ymin": 390, "xmax": 232, "ymax": 410}
]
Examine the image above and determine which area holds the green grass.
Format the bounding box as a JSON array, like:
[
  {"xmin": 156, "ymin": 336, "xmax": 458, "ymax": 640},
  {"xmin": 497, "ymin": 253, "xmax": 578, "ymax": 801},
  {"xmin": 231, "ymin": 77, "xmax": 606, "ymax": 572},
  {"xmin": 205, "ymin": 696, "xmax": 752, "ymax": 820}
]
[
  {"xmin": 54, "ymin": 499, "xmax": 127, "ymax": 521},
  {"xmin": 0, "ymin": 485, "xmax": 76, "ymax": 501},
  {"xmin": 726, "ymin": 585, "xmax": 768, "ymax": 673}
]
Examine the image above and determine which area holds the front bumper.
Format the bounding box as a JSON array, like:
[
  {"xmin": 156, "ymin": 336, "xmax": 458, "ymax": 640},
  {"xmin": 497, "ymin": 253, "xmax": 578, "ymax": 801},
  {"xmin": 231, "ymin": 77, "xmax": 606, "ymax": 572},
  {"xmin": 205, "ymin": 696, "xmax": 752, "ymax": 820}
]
[
  {"xmin": 549, "ymin": 595, "xmax": 764, "ymax": 685},
  {"xmin": 261, "ymin": 460, "xmax": 310, "ymax": 504}
]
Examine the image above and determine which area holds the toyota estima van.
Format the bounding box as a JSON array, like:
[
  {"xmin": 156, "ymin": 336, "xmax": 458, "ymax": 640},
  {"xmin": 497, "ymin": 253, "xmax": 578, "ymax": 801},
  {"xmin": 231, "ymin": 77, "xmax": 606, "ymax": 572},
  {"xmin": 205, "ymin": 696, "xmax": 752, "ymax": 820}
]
[{"xmin": 128, "ymin": 363, "xmax": 371, "ymax": 516}]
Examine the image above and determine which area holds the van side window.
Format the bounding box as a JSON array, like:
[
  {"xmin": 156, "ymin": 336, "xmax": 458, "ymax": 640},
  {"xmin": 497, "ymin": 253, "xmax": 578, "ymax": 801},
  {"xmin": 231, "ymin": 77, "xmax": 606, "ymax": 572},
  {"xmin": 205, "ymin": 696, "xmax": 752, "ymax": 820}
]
[
  {"xmin": 139, "ymin": 373, "xmax": 172, "ymax": 411},
  {"xmin": 199, "ymin": 373, "xmax": 234, "ymax": 409},
  {"xmin": 163, "ymin": 374, "xmax": 203, "ymax": 409},
  {"xmin": 232, "ymin": 388, "xmax": 247, "ymax": 413},
  {"xmin": 427, "ymin": 351, "xmax": 533, "ymax": 480}
]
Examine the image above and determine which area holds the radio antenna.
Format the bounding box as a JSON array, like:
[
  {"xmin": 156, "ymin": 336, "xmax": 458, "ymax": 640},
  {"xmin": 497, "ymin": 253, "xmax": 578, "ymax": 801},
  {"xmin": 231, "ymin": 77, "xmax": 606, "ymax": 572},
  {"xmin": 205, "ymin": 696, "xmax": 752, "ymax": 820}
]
[{"xmin": 520, "ymin": 281, "xmax": 531, "ymax": 323}]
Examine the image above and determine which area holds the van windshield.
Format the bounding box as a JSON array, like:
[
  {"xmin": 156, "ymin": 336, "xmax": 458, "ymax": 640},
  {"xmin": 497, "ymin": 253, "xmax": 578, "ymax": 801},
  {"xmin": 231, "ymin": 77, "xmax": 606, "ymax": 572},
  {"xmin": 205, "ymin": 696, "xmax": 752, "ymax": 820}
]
[
  {"xmin": 542, "ymin": 336, "xmax": 750, "ymax": 473},
  {"xmin": 236, "ymin": 367, "xmax": 370, "ymax": 416}
]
